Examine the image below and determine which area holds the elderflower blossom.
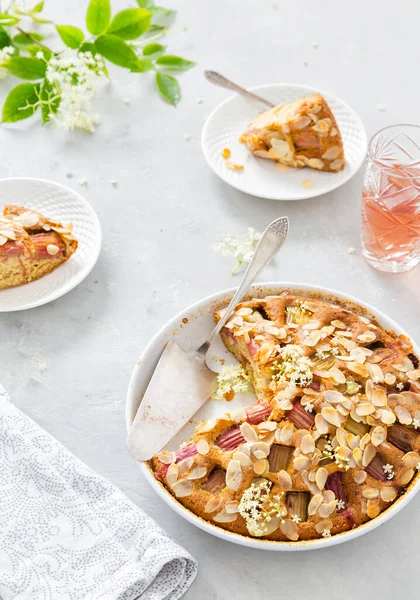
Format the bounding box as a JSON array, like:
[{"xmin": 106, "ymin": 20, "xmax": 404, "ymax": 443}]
[
  {"xmin": 0, "ymin": 46, "xmax": 15, "ymax": 80},
  {"xmin": 413, "ymin": 418, "xmax": 420, "ymax": 430},
  {"xmin": 321, "ymin": 528, "xmax": 331, "ymax": 538},
  {"xmin": 211, "ymin": 364, "xmax": 249, "ymax": 400},
  {"xmin": 291, "ymin": 514, "xmax": 301, "ymax": 523},
  {"xmin": 337, "ymin": 499, "xmax": 346, "ymax": 511},
  {"xmin": 271, "ymin": 344, "xmax": 313, "ymax": 388},
  {"xmin": 45, "ymin": 51, "xmax": 105, "ymax": 132},
  {"xmin": 238, "ymin": 481, "xmax": 287, "ymax": 536},
  {"xmin": 214, "ymin": 228, "xmax": 261, "ymax": 275},
  {"xmin": 383, "ymin": 463, "xmax": 395, "ymax": 480}
]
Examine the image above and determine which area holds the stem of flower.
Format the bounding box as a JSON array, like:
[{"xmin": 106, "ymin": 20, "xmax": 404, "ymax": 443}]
[
  {"xmin": 16, "ymin": 27, "xmax": 52, "ymax": 52},
  {"xmin": 231, "ymin": 260, "xmax": 242, "ymax": 276}
]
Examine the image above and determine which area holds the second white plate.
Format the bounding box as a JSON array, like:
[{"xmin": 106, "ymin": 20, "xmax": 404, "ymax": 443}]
[
  {"xmin": 0, "ymin": 177, "xmax": 102, "ymax": 312},
  {"xmin": 202, "ymin": 83, "xmax": 367, "ymax": 201}
]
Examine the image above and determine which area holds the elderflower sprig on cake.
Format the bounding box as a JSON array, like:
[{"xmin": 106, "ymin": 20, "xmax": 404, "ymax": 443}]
[{"xmin": 0, "ymin": 0, "xmax": 195, "ymax": 131}]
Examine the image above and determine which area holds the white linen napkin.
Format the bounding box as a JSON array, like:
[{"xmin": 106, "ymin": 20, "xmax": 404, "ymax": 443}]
[{"xmin": 0, "ymin": 385, "xmax": 197, "ymax": 600}]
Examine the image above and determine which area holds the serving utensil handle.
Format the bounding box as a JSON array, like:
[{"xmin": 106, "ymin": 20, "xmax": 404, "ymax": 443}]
[
  {"xmin": 204, "ymin": 70, "xmax": 275, "ymax": 108},
  {"xmin": 199, "ymin": 216, "xmax": 289, "ymax": 355}
]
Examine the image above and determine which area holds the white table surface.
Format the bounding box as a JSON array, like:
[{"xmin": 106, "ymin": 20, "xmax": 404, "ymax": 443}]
[{"xmin": 1, "ymin": 0, "xmax": 419, "ymax": 598}]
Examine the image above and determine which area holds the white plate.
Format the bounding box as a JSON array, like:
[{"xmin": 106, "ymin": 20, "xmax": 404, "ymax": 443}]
[
  {"xmin": 126, "ymin": 282, "xmax": 420, "ymax": 551},
  {"xmin": 202, "ymin": 83, "xmax": 367, "ymax": 201},
  {"xmin": 0, "ymin": 177, "xmax": 101, "ymax": 312}
]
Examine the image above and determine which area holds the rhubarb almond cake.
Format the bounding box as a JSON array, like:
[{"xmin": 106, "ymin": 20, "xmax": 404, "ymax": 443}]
[
  {"xmin": 240, "ymin": 94, "xmax": 345, "ymax": 172},
  {"xmin": 0, "ymin": 204, "xmax": 78, "ymax": 290},
  {"xmin": 150, "ymin": 293, "xmax": 420, "ymax": 542}
]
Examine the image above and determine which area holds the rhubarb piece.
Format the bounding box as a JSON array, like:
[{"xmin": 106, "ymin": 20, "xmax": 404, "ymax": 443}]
[
  {"xmin": 155, "ymin": 443, "xmax": 197, "ymax": 479},
  {"xmin": 201, "ymin": 468, "xmax": 226, "ymax": 494},
  {"xmin": 215, "ymin": 425, "xmax": 246, "ymax": 450},
  {"xmin": 325, "ymin": 472, "xmax": 348, "ymax": 511},
  {"xmin": 31, "ymin": 232, "xmax": 65, "ymax": 258},
  {"xmin": 365, "ymin": 454, "xmax": 387, "ymax": 482},
  {"xmin": 344, "ymin": 416, "xmax": 370, "ymax": 437},
  {"xmin": 408, "ymin": 353, "xmax": 419, "ymax": 369},
  {"xmin": 268, "ymin": 445, "xmax": 293, "ymax": 472},
  {"xmin": 286, "ymin": 491, "xmax": 310, "ymax": 522},
  {"xmin": 246, "ymin": 401, "xmax": 272, "ymax": 425},
  {"xmin": 387, "ymin": 422, "xmax": 418, "ymax": 453},
  {"xmin": 287, "ymin": 401, "xmax": 315, "ymax": 429}
]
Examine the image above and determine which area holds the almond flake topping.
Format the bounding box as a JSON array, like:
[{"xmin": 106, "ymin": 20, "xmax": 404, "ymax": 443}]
[{"xmin": 196, "ymin": 439, "xmax": 210, "ymax": 455}]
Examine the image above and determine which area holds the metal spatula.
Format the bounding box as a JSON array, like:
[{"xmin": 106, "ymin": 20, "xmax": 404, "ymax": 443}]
[{"xmin": 127, "ymin": 217, "xmax": 289, "ymax": 461}]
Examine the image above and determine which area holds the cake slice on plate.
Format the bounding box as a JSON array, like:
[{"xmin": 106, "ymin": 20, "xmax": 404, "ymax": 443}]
[
  {"xmin": 240, "ymin": 93, "xmax": 345, "ymax": 172},
  {"xmin": 0, "ymin": 204, "xmax": 78, "ymax": 291}
]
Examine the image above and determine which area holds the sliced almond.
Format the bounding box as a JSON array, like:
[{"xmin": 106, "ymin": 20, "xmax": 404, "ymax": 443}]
[
  {"xmin": 277, "ymin": 422, "xmax": 294, "ymax": 445},
  {"xmin": 354, "ymin": 470, "xmax": 367, "ymax": 484},
  {"xmin": 322, "ymin": 145, "xmax": 341, "ymax": 160},
  {"xmin": 308, "ymin": 493, "xmax": 324, "ymax": 516},
  {"xmin": 362, "ymin": 486, "xmax": 380, "ymax": 499},
  {"xmin": 402, "ymin": 451, "xmax": 420, "ymax": 469},
  {"xmin": 315, "ymin": 413, "xmax": 329, "ymax": 434},
  {"xmin": 204, "ymin": 496, "xmax": 223, "ymax": 513},
  {"xmin": 178, "ymin": 456, "xmax": 195, "ymax": 475},
  {"xmin": 226, "ymin": 459, "xmax": 242, "ymax": 490},
  {"xmin": 253, "ymin": 458, "xmax": 269, "ymax": 475},
  {"xmin": 214, "ymin": 509, "xmax": 237, "ymax": 523},
  {"xmin": 157, "ymin": 451, "xmax": 176, "ymax": 465},
  {"xmin": 395, "ymin": 405, "xmax": 413, "ymax": 425},
  {"xmin": 315, "ymin": 467, "xmax": 328, "ymax": 490},
  {"xmin": 318, "ymin": 500, "xmax": 337, "ymax": 518},
  {"xmin": 196, "ymin": 439, "xmax": 210, "ymax": 455},
  {"xmin": 240, "ymin": 422, "xmax": 258, "ymax": 443},
  {"xmin": 166, "ymin": 463, "xmax": 179, "ymax": 486},
  {"xmin": 381, "ymin": 487, "xmax": 397, "ymax": 502},
  {"xmin": 356, "ymin": 402, "xmax": 376, "ymax": 416},
  {"xmin": 280, "ymin": 519, "xmax": 299, "ymax": 541},
  {"xmin": 371, "ymin": 389, "xmax": 387, "ymax": 407},
  {"xmin": 400, "ymin": 468, "xmax": 415, "ymax": 485},
  {"xmin": 301, "ymin": 433, "xmax": 315, "ymax": 455},
  {"xmin": 315, "ymin": 518, "xmax": 333, "ymax": 534},
  {"xmin": 371, "ymin": 426, "xmax": 386, "ymax": 447},
  {"xmin": 172, "ymin": 479, "xmax": 193, "ymax": 498},
  {"xmin": 294, "ymin": 116, "xmax": 311, "ymax": 130},
  {"xmin": 293, "ymin": 455, "xmax": 309, "ymax": 471},
  {"xmin": 362, "ymin": 444, "xmax": 376, "ymax": 467},
  {"xmin": 278, "ymin": 469, "xmax": 292, "ymax": 490},
  {"xmin": 321, "ymin": 406, "xmax": 342, "ymax": 428}
]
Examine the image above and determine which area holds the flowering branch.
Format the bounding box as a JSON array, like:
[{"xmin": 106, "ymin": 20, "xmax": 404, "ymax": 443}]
[{"xmin": 0, "ymin": 0, "xmax": 195, "ymax": 131}]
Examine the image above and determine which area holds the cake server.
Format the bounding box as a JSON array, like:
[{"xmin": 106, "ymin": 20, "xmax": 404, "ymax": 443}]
[{"xmin": 127, "ymin": 216, "xmax": 289, "ymax": 461}]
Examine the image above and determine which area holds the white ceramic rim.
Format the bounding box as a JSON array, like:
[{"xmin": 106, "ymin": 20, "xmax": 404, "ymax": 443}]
[
  {"xmin": 201, "ymin": 83, "xmax": 368, "ymax": 201},
  {"xmin": 126, "ymin": 282, "xmax": 420, "ymax": 551},
  {"xmin": 0, "ymin": 176, "xmax": 102, "ymax": 312}
]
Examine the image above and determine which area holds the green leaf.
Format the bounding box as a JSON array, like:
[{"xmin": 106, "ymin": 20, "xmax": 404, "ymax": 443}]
[
  {"xmin": 3, "ymin": 57, "xmax": 46, "ymax": 80},
  {"xmin": 86, "ymin": 0, "xmax": 111, "ymax": 35},
  {"xmin": 136, "ymin": 0, "xmax": 155, "ymax": 8},
  {"xmin": 0, "ymin": 13, "xmax": 19, "ymax": 26},
  {"xmin": 108, "ymin": 8, "xmax": 151, "ymax": 40},
  {"xmin": 79, "ymin": 41, "xmax": 97, "ymax": 53},
  {"xmin": 56, "ymin": 25, "xmax": 84, "ymax": 49},
  {"xmin": 40, "ymin": 78, "xmax": 60, "ymax": 123},
  {"xmin": 156, "ymin": 71, "xmax": 180, "ymax": 106},
  {"xmin": 96, "ymin": 34, "xmax": 141, "ymax": 70},
  {"xmin": 143, "ymin": 42, "xmax": 165, "ymax": 57},
  {"xmin": 32, "ymin": 1, "xmax": 44, "ymax": 12},
  {"xmin": 156, "ymin": 55, "xmax": 195, "ymax": 71},
  {"xmin": 13, "ymin": 32, "xmax": 44, "ymax": 46},
  {"xmin": 131, "ymin": 58, "xmax": 154, "ymax": 72},
  {"xmin": 27, "ymin": 46, "xmax": 52, "ymax": 61},
  {"xmin": 0, "ymin": 28, "xmax": 11, "ymax": 49},
  {"xmin": 150, "ymin": 7, "xmax": 174, "ymax": 27},
  {"xmin": 2, "ymin": 82, "xmax": 40, "ymax": 122}
]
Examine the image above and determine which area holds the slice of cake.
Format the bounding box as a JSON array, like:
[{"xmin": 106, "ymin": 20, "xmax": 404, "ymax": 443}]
[
  {"xmin": 0, "ymin": 204, "xmax": 78, "ymax": 291},
  {"xmin": 240, "ymin": 93, "xmax": 345, "ymax": 172}
]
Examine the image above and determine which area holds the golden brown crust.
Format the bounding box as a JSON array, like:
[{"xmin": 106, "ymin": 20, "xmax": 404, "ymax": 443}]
[
  {"xmin": 0, "ymin": 204, "xmax": 78, "ymax": 290},
  {"xmin": 240, "ymin": 93, "xmax": 345, "ymax": 172},
  {"xmin": 150, "ymin": 293, "xmax": 420, "ymax": 542}
]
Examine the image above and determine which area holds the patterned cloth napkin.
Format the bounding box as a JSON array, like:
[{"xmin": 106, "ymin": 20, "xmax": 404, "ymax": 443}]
[{"xmin": 0, "ymin": 385, "xmax": 197, "ymax": 600}]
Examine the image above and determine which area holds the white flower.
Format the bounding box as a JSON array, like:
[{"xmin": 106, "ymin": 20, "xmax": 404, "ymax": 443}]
[
  {"xmin": 383, "ymin": 463, "xmax": 394, "ymax": 474},
  {"xmin": 304, "ymin": 402, "xmax": 314, "ymax": 413},
  {"xmin": 214, "ymin": 229, "xmax": 261, "ymax": 275},
  {"xmin": 291, "ymin": 514, "xmax": 301, "ymax": 523},
  {"xmin": 78, "ymin": 177, "xmax": 88, "ymax": 186},
  {"xmin": 416, "ymin": 462, "xmax": 420, "ymax": 471},
  {"xmin": 396, "ymin": 382, "xmax": 404, "ymax": 391},
  {"xmin": 413, "ymin": 418, "xmax": 420, "ymax": 430},
  {"xmin": 337, "ymin": 499, "xmax": 346, "ymax": 511},
  {"xmin": 0, "ymin": 45, "xmax": 15, "ymax": 80},
  {"xmin": 321, "ymin": 528, "xmax": 331, "ymax": 538},
  {"xmin": 45, "ymin": 51, "xmax": 105, "ymax": 132},
  {"xmin": 348, "ymin": 247, "xmax": 356, "ymax": 255},
  {"xmin": 36, "ymin": 51, "xmax": 45, "ymax": 60},
  {"xmin": 211, "ymin": 364, "xmax": 249, "ymax": 400}
]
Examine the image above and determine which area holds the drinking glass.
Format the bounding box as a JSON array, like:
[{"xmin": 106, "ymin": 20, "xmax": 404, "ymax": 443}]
[{"xmin": 361, "ymin": 124, "xmax": 420, "ymax": 273}]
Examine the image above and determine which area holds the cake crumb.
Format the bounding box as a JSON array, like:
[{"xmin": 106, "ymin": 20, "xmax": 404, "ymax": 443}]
[
  {"xmin": 226, "ymin": 162, "xmax": 244, "ymax": 171},
  {"xmin": 222, "ymin": 148, "xmax": 231, "ymax": 159},
  {"xmin": 301, "ymin": 179, "xmax": 314, "ymax": 189}
]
